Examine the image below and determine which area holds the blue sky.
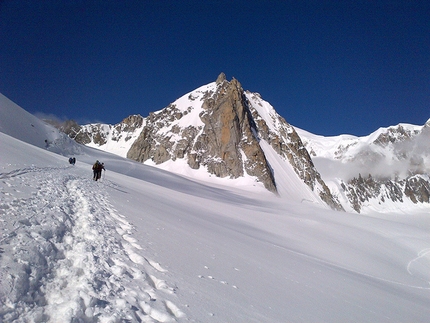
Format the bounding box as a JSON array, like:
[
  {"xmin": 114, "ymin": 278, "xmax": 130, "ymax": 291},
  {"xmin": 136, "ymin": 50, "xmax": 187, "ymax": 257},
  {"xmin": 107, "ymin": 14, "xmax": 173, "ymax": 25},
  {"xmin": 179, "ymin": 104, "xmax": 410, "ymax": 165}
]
[{"xmin": 1, "ymin": 1, "xmax": 429, "ymax": 136}]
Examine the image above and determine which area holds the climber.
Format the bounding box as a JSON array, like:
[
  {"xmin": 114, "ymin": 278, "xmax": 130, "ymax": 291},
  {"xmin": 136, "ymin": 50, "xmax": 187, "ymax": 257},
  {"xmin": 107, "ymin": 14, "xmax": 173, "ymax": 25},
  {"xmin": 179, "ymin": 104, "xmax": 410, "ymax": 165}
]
[{"xmin": 92, "ymin": 160, "xmax": 105, "ymax": 181}]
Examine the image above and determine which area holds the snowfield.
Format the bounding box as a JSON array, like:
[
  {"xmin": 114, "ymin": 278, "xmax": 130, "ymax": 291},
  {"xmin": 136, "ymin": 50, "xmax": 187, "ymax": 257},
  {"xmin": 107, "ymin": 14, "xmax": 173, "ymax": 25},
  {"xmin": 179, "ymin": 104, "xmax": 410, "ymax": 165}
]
[
  {"xmin": 1, "ymin": 134, "xmax": 184, "ymax": 322},
  {"xmin": 1, "ymin": 95, "xmax": 430, "ymax": 322}
]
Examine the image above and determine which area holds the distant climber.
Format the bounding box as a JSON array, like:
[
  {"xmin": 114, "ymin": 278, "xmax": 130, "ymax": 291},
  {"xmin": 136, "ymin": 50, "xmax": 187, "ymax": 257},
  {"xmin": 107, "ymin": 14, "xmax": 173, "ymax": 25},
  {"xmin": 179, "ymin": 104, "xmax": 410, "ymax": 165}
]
[
  {"xmin": 92, "ymin": 160, "xmax": 105, "ymax": 181},
  {"xmin": 69, "ymin": 157, "xmax": 76, "ymax": 165}
]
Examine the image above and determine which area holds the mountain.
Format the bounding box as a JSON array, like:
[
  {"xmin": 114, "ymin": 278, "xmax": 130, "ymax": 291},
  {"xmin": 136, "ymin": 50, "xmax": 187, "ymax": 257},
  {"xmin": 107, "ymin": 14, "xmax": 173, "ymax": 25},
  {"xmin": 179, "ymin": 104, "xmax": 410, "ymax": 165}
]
[
  {"xmin": 54, "ymin": 73, "xmax": 343, "ymax": 211},
  {"xmin": 51, "ymin": 74, "xmax": 430, "ymax": 213},
  {"xmin": 2, "ymin": 93, "xmax": 430, "ymax": 322},
  {"xmin": 297, "ymin": 120, "xmax": 430, "ymax": 212},
  {"xmin": 47, "ymin": 114, "xmax": 145, "ymax": 158}
]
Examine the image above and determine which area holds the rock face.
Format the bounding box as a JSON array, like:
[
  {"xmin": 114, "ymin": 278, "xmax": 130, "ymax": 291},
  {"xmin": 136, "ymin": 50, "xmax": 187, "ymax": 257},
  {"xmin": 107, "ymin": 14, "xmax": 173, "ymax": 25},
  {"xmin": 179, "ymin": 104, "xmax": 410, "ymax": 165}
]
[
  {"xmin": 127, "ymin": 74, "xmax": 343, "ymax": 210},
  {"xmin": 340, "ymin": 174, "xmax": 430, "ymax": 213},
  {"xmin": 128, "ymin": 74, "xmax": 277, "ymax": 193}
]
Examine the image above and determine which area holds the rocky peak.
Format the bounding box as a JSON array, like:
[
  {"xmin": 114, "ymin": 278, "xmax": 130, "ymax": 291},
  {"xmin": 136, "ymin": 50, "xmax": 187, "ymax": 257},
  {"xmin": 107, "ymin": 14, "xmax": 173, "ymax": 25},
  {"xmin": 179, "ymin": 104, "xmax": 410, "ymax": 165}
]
[
  {"xmin": 127, "ymin": 74, "xmax": 344, "ymax": 210},
  {"xmin": 115, "ymin": 114, "xmax": 144, "ymax": 132},
  {"xmin": 128, "ymin": 74, "xmax": 278, "ymax": 193},
  {"xmin": 198, "ymin": 74, "xmax": 277, "ymax": 192},
  {"xmin": 373, "ymin": 125, "xmax": 416, "ymax": 147},
  {"xmin": 216, "ymin": 72, "xmax": 226, "ymax": 84}
]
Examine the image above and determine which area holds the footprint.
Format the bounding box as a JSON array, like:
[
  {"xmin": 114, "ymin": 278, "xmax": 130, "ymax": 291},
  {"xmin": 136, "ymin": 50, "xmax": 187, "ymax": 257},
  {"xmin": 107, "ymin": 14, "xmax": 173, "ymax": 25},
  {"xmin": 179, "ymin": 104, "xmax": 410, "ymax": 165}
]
[
  {"xmin": 148, "ymin": 274, "xmax": 168, "ymax": 290},
  {"xmin": 147, "ymin": 258, "xmax": 168, "ymax": 273},
  {"xmin": 123, "ymin": 234, "xmax": 143, "ymax": 250},
  {"xmin": 165, "ymin": 300, "xmax": 185, "ymax": 318}
]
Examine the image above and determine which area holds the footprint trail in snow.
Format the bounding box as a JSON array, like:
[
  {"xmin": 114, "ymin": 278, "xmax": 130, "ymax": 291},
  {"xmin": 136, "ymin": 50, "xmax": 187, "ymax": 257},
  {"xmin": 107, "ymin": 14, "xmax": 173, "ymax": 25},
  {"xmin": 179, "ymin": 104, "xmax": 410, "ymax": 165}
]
[{"xmin": 0, "ymin": 166, "xmax": 185, "ymax": 322}]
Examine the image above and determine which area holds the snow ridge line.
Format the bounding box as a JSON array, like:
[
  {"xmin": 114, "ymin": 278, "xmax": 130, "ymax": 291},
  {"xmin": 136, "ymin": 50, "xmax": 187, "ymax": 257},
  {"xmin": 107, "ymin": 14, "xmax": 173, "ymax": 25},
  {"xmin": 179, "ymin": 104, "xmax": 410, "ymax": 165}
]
[{"xmin": 0, "ymin": 169, "xmax": 184, "ymax": 322}]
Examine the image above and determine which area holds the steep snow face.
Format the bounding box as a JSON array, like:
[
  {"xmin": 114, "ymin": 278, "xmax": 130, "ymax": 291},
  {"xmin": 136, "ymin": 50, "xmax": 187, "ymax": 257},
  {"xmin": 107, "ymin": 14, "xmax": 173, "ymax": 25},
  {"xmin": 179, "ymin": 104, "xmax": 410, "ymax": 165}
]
[
  {"xmin": 0, "ymin": 94, "xmax": 79, "ymax": 156},
  {"xmin": 245, "ymin": 91, "xmax": 292, "ymax": 135},
  {"xmin": 0, "ymin": 93, "xmax": 56, "ymax": 148},
  {"xmin": 244, "ymin": 91, "xmax": 344, "ymax": 210}
]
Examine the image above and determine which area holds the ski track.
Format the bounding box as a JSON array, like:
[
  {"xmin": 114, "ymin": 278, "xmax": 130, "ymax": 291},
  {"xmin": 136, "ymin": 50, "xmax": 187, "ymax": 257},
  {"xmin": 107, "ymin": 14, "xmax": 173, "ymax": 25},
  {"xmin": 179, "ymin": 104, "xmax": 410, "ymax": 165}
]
[
  {"xmin": 269, "ymin": 241, "xmax": 430, "ymax": 291},
  {"xmin": 407, "ymin": 248, "xmax": 430, "ymax": 285},
  {"xmin": 0, "ymin": 167, "xmax": 184, "ymax": 322}
]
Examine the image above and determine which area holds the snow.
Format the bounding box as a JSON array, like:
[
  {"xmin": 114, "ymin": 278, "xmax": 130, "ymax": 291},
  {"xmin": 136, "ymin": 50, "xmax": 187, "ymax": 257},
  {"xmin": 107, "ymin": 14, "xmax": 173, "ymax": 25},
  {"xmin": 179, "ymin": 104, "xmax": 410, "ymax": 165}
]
[
  {"xmin": 296, "ymin": 123, "xmax": 430, "ymax": 178},
  {"xmin": 84, "ymin": 120, "xmax": 146, "ymax": 158},
  {"xmin": 172, "ymin": 83, "xmax": 215, "ymax": 130},
  {"xmin": 245, "ymin": 92, "xmax": 280, "ymax": 133},
  {"xmin": 296, "ymin": 124, "xmax": 430, "ymax": 213},
  {"xmin": 2, "ymin": 94, "xmax": 430, "ymax": 322}
]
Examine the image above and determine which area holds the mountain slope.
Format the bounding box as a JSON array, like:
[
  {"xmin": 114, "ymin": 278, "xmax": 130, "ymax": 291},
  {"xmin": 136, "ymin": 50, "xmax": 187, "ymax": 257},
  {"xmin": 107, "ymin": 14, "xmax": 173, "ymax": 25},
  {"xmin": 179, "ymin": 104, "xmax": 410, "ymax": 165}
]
[
  {"xmin": 0, "ymin": 93, "xmax": 80, "ymax": 156},
  {"xmin": 2, "ymin": 93, "xmax": 430, "ymax": 322},
  {"xmin": 127, "ymin": 73, "xmax": 342, "ymax": 209},
  {"xmin": 297, "ymin": 121, "xmax": 430, "ymax": 212},
  {"xmin": 50, "ymin": 114, "xmax": 145, "ymax": 158},
  {"xmin": 127, "ymin": 74, "xmax": 278, "ymax": 193},
  {"xmin": 47, "ymin": 74, "xmax": 430, "ymax": 213}
]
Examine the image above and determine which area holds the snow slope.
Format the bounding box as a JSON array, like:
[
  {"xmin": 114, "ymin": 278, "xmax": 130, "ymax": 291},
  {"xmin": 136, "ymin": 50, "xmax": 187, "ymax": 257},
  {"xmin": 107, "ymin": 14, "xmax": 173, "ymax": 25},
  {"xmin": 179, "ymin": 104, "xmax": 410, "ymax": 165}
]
[
  {"xmin": 2, "ymin": 95, "xmax": 430, "ymax": 322},
  {"xmin": 296, "ymin": 123, "xmax": 430, "ymax": 181},
  {"xmin": 296, "ymin": 125, "xmax": 430, "ymax": 213},
  {"xmin": 84, "ymin": 119, "xmax": 146, "ymax": 159},
  {"xmin": 141, "ymin": 83, "xmax": 329, "ymax": 205}
]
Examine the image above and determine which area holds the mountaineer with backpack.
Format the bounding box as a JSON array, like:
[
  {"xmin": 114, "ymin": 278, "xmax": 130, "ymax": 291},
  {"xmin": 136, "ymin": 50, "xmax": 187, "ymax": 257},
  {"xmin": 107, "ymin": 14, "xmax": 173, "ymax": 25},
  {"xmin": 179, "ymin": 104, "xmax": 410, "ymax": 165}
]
[{"xmin": 92, "ymin": 160, "xmax": 105, "ymax": 181}]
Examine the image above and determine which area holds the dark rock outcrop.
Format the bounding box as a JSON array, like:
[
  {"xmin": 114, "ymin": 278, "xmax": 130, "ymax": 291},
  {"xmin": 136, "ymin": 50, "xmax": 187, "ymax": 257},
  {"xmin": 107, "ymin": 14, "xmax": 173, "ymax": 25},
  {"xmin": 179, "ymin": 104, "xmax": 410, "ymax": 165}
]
[
  {"xmin": 341, "ymin": 174, "xmax": 430, "ymax": 212},
  {"xmin": 128, "ymin": 74, "xmax": 277, "ymax": 193}
]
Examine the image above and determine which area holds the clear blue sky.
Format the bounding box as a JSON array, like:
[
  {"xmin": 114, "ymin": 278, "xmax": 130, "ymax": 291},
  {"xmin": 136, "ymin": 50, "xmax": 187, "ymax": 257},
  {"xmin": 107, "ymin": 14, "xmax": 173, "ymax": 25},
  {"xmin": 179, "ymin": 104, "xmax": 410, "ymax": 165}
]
[{"xmin": 1, "ymin": 1, "xmax": 429, "ymax": 136}]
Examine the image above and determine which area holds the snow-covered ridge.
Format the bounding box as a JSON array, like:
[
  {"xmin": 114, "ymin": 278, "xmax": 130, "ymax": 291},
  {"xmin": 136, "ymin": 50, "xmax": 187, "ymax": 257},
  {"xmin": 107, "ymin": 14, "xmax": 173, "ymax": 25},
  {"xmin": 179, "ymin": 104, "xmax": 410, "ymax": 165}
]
[
  {"xmin": 297, "ymin": 121, "xmax": 430, "ymax": 213},
  {"xmin": 297, "ymin": 122, "xmax": 428, "ymax": 162},
  {"xmin": 58, "ymin": 115, "xmax": 146, "ymax": 158},
  {"xmin": 297, "ymin": 121, "xmax": 430, "ymax": 182}
]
